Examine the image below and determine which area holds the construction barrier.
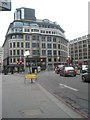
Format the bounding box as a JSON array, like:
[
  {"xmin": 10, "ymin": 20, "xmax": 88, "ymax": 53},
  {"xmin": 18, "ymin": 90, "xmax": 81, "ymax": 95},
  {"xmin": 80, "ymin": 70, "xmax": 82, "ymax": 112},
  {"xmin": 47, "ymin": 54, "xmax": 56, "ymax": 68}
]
[{"xmin": 24, "ymin": 73, "xmax": 37, "ymax": 83}]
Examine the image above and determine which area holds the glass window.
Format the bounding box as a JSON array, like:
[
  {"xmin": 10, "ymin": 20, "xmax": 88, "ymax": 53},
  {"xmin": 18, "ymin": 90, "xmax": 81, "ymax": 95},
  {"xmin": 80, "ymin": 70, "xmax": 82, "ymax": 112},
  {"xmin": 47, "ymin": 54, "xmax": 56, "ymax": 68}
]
[
  {"xmin": 47, "ymin": 36, "xmax": 51, "ymax": 42},
  {"xmin": 47, "ymin": 43, "xmax": 52, "ymax": 48},
  {"xmin": 17, "ymin": 10, "xmax": 21, "ymax": 20},
  {"xmin": 13, "ymin": 50, "xmax": 16, "ymax": 55},
  {"xmin": 32, "ymin": 35, "xmax": 36, "ymax": 40},
  {"xmin": 48, "ymin": 50, "xmax": 52, "ymax": 56},
  {"xmin": 53, "ymin": 50, "xmax": 57, "ymax": 55},
  {"xmin": 13, "ymin": 21, "xmax": 23, "ymax": 27},
  {"xmin": 32, "ymin": 50, "xmax": 40, "ymax": 55},
  {"xmin": 13, "ymin": 58, "xmax": 16, "ymax": 63},
  {"xmin": 13, "ymin": 42, "xmax": 15, "ymax": 48},
  {"xmin": 17, "ymin": 50, "xmax": 20, "ymax": 55},
  {"xmin": 58, "ymin": 44, "xmax": 60, "ymax": 49},
  {"xmin": 21, "ymin": 50, "xmax": 23, "ymax": 55},
  {"xmin": 17, "ymin": 42, "xmax": 20, "ymax": 47},
  {"xmin": 24, "ymin": 22, "xmax": 30, "ymax": 26},
  {"xmin": 25, "ymin": 42, "xmax": 30, "ymax": 48},
  {"xmin": 25, "ymin": 35, "xmax": 30, "ymax": 41},
  {"xmin": 10, "ymin": 50, "xmax": 12, "ymax": 55},
  {"xmin": 42, "ymin": 50, "xmax": 46, "ymax": 56},
  {"xmin": 21, "ymin": 42, "xmax": 23, "ymax": 48},
  {"xmin": 53, "ymin": 44, "xmax": 56, "ymax": 49},
  {"xmin": 10, "ymin": 59, "xmax": 12, "ymax": 63},
  {"xmin": 53, "ymin": 37, "xmax": 56, "ymax": 42},
  {"xmin": 42, "ymin": 43, "xmax": 46, "ymax": 48},
  {"xmin": 48, "ymin": 58, "xmax": 51, "ymax": 62},
  {"xmin": 42, "ymin": 36, "xmax": 46, "ymax": 41}
]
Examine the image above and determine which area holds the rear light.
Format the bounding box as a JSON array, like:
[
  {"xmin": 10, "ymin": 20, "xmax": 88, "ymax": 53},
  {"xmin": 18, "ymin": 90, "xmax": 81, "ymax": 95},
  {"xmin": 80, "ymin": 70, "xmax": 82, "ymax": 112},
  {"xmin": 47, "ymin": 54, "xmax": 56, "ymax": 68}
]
[{"xmin": 65, "ymin": 70, "xmax": 68, "ymax": 73}]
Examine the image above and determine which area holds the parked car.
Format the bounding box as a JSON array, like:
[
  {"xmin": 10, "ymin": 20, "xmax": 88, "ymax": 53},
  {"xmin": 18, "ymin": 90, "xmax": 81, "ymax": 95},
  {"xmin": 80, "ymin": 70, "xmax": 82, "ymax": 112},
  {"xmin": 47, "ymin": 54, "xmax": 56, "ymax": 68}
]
[
  {"xmin": 81, "ymin": 65, "xmax": 88, "ymax": 73},
  {"xmin": 82, "ymin": 70, "xmax": 90, "ymax": 82},
  {"xmin": 60, "ymin": 66, "xmax": 76, "ymax": 77},
  {"xmin": 55, "ymin": 65, "xmax": 64, "ymax": 74}
]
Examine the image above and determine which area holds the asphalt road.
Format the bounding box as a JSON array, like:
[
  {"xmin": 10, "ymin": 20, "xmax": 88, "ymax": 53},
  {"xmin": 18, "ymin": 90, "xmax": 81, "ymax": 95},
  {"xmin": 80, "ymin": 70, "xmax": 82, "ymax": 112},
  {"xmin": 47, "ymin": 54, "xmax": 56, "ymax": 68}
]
[{"xmin": 37, "ymin": 71, "xmax": 89, "ymax": 117}]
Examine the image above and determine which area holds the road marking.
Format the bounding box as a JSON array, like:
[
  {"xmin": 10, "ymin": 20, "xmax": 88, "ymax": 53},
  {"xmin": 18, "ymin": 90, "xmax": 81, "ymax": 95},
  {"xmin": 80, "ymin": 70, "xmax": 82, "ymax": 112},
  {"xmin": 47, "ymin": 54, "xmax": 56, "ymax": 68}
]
[{"xmin": 59, "ymin": 83, "xmax": 78, "ymax": 91}]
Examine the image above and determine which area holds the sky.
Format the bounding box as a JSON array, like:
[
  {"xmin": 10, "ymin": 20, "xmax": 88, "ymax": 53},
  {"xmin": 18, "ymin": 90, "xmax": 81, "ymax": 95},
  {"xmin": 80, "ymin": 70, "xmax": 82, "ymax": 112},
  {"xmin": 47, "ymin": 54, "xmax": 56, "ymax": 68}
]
[{"xmin": 0, "ymin": 0, "xmax": 89, "ymax": 46}]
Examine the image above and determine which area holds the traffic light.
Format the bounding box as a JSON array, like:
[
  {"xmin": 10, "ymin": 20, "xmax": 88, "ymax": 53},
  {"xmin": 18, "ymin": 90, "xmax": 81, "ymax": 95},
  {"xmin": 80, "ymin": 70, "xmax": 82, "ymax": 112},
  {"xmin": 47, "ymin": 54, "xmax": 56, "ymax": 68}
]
[
  {"xmin": 20, "ymin": 59, "xmax": 22, "ymax": 64},
  {"xmin": 40, "ymin": 58, "xmax": 43, "ymax": 62},
  {"xmin": 17, "ymin": 60, "xmax": 19, "ymax": 64}
]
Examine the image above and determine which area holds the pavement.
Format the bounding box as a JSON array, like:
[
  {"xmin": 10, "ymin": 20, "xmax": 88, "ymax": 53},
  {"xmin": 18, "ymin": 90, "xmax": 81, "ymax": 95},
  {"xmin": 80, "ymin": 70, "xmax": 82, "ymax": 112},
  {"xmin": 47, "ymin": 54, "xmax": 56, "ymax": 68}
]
[{"xmin": 2, "ymin": 73, "xmax": 85, "ymax": 119}]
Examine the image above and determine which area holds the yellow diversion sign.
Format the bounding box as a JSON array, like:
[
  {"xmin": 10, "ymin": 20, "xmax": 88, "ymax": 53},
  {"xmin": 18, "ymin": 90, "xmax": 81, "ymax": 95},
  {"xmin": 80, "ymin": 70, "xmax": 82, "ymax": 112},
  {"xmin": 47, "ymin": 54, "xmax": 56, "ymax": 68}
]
[{"xmin": 24, "ymin": 73, "xmax": 37, "ymax": 83}]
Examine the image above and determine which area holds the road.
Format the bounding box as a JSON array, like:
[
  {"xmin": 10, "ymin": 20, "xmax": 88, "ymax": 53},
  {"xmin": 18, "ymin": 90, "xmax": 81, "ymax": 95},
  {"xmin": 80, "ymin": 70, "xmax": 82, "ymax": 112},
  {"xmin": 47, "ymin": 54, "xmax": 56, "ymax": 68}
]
[{"xmin": 38, "ymin": 71, "xmax": 89, "ymax": 117}]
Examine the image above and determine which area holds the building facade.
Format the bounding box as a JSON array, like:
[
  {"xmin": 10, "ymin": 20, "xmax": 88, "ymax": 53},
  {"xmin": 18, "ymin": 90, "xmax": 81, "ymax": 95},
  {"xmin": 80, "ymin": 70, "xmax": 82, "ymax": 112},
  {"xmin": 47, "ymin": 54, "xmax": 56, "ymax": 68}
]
[
  {"xmin": 0, "ymin": 47, "xmax": 3, "ymax": 72},
  {"xmin": 69, "ymin": 34, "xmax": 90, "ymax": 66},
  {"xmin": 3, "ymin": 7, "xmax": 68, "ymax": 71}
]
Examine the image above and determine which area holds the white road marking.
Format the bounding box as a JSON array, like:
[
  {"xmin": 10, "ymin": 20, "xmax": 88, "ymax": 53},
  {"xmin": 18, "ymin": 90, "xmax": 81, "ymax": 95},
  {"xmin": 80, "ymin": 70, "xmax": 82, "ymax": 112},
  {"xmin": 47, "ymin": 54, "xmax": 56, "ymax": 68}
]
[{"xmin": 59, "ymin": 83, "xmax": 78, "ymax": 92}]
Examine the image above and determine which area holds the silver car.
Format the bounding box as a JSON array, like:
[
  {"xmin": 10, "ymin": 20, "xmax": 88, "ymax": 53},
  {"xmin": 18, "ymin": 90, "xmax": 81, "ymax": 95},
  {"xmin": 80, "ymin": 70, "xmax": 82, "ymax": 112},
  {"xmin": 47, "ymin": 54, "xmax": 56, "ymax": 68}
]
[
  {"xmin": 82, "ymin": 70, "xmax": 90, "ymax": 82},
  {"xmin": 60, "ymin": 66, "xmax": 76, "ymax": 77}
]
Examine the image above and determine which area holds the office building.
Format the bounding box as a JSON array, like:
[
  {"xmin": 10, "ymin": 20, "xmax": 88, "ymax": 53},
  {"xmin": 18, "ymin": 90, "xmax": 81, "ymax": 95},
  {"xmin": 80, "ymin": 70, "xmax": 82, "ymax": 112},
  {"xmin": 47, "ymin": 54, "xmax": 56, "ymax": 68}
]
[
  {"xmin": 69, "ymin": 34, "xmax": 90, "ymax": 65},
  {"xmin": 3, "ymin": 7, "xmax": 68, "ymax": 70}
]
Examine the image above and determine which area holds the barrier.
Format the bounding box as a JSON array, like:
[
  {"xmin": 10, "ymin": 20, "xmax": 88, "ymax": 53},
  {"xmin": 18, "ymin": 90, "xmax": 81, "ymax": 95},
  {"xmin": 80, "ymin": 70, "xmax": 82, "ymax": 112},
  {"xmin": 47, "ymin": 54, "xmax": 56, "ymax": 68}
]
[{"xmin": 24, "ymin": 73, "xmax": 37, "ymax": 83}]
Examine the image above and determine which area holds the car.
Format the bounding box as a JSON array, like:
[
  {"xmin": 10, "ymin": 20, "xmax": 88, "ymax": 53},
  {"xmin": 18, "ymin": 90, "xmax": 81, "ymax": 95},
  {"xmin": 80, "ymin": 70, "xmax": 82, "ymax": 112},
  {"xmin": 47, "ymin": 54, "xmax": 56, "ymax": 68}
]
[
  {"xmin": 55, "ymin": 65, "xmax": 64, "ymax": 74},
  {"xmin": 82, "ymin": 70, "xmax": 90, "ymax": 82},
  {"xmin": 60, "ymin": 66, "xmax": 76, "ymax": 77},
  {"xmin": 81, "ymin": 65, "xmax": 88, "ymax": 73}
]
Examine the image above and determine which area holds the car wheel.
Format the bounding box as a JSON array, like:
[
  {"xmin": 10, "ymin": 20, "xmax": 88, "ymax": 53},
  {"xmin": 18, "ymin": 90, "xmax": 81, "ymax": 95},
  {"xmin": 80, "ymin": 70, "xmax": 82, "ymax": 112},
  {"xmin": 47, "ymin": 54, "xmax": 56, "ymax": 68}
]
[{"xmin": 82, "ymin": 76, "xmax": 86, "ymax": 82}]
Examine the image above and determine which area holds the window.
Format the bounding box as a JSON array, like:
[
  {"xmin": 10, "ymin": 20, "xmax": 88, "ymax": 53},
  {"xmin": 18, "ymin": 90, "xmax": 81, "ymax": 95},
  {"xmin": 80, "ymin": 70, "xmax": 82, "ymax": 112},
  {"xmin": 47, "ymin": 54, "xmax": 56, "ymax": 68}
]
[
  {"xmin": 58, "ymin": 51, "xmax": 60, "ymax": 55},
  {"xmin": 21, "ymin": 42, "xmax": 23, "ymax": 48},
  {"xmin": 42, "ymin": 50, "xmax": 46, "ymax": 56},
  {"xmin": 13, "ymin": 50, "xmax": 16, "ymax": 55},
  {"xmin": 10, "ymin": 50, "xmax": 12, "ymax": 55},
  {"xmin": 25, "ymin": 42, "xmax": 30, "ymax": 48},
  {"xmin": 54, "ymin": 58, "xmax": 57, "ymax": 62},
  {"xmin": 42, "ymin": 36, "xmax": 46, "ymax": 41},
  {"xmin": 13, "ymin": 42, "xmax": 15, "ymax": 48},
  {"xmin": 24, "ymin": 29, "xmax": 30, "ymax": 32},
  {"xmin": 10, "ymin": 43, "xmax": 12, "ymax": 48},
  {"xmin": 47, "ymin": 36, "xmax": 51, "ymax": 42},
  {"xmin": 24, "ymin": 22, "xmax": 30, "ymax": 26},
  {"xmin": 53, "ymin": 50, "xmax": 57, "ymax": 55},
  {"xmin": 48, "ymin": 50, "xmax": 52, "ymax": 56},
  {"xmin": 53, "ymin": 37, "xmax": 56, "ymax": 42},
  {"xmin": 17, "ymin": 42, "xmax": 19, "ymax": 47},
  {"xmin": 17, "ymin": 50, "xmax": 20, "ymax": 55},
  {"xmin": 42, "ymin": 43, "xmax": 46, "ymax": 48},
  {"xmin": 47, "ymin": 43, "xmax": 52, "ymax": 48},
  {"xmin": 13, "ymin": 58, "xmax": 16, "ymax": 63},
  {"xmin": 25, "ymin": 35, "xmax": 29, "ymax": 41},
  {"xmin": 10, "ymin": 59, "xmax": 12, "ymax": 63},
  {"xmin": 21, "ymin": 50, "xmax": 23, "ymax": 55},
  {"xmin": 32, "ymin": 43, "xmax": 36, "ymax": 48},
  {"xmin": 17, "ymin": 10, "xmax": 21, "ymax": 20},
  {"xmin": 13, "ymin": 21, "xmax": 23, "ymax": 27},
  {"xmin": 48, "ymin": 58, "xmax": 51, "ymax": 62},
  {"xmin": 53, "ymin": 44, "xmax": 56, "ymax": 49},
  {"xmin": 32, "ymin": 35, "xmax": 36, "ymax": 40},
  {"xmin": 58, "ymin": 44, "xmax": 60, "ymax": 49},
  {"xmin": 32, "ymin": 50, "xmax": 40, "ymax": 55}
]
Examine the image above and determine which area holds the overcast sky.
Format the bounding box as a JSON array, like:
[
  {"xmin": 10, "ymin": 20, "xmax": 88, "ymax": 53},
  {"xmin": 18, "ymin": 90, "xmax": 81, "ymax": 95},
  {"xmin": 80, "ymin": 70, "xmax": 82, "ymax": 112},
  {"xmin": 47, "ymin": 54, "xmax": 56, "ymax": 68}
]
[{"xmin": 0, "ymin": 0, "xmax": 89, "ymax": 46}]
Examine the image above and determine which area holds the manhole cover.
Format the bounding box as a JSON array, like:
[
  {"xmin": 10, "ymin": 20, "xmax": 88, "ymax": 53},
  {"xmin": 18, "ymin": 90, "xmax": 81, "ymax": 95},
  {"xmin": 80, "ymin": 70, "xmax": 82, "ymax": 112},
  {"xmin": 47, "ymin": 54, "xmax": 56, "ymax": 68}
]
[{"xmin": 22, "ymin": 107, "xmax": 42, "ymax": 117}]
